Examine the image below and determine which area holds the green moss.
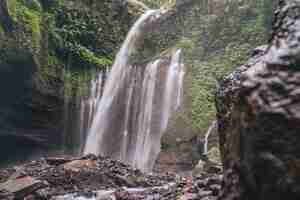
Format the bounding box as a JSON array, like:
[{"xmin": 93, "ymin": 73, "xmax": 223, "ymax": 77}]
[
  {"xmin": 21, "ymin": 8, "xmax": 41, "ymax": 35},
  {"xmin": 25, "ymin": 0, "xmax": 42, "ymax": 12},
  {"xmin": 41, "ymin": 55, "xmax": 60, "ymax": 77},
  {"xmin": 127, "ymin": 0, "xmax": 148, "ymax": 15},
  {"xmin": 8, "ymin": 0, "xmax": 42, "ymax": 50},
  {"xmin": 18, "ymin": 7, "xmax": 42, "ymax": 49},
  {"xmin": 60, "ymin": 47, "xmax": 112, "ymax": 98},
  {"xmin": 44, "ymin": 0, "xmax": 132, "ymax": 98},
  {"xmin": 166, "ymin": 1, "xmax": 272, "ymax": 137},
  {"xmin": 7, "ymin": 0, "xmax": 18, "ymax": 20},
  {"xmin": 63, "ymin": 68, "xmax": 99, "ymax": 97},
  {"xmin": 141, "ymin": 0, "xmax": 175, "ymax": 8},
  {"xmin": 78, "ymin": 47, "xmax": 112, "ymax": 69},
  {"xmin": 0, "ymin": 25, "xmax": 4, "ymax": 36}
]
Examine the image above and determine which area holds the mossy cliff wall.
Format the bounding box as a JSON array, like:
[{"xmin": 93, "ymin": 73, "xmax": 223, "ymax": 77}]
[
  {"xmin": 151, "ymin": 0, "xmax": 277, "ymax": 172},
  {"xmin": 0, "ymin": 0, "xmax": 142, "ymax": 165}
]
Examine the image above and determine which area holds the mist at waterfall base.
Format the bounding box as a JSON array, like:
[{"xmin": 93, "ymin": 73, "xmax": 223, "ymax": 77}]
[{"xmin": 79, "ymin": 10, "xmax": 185, "ymax": 172}]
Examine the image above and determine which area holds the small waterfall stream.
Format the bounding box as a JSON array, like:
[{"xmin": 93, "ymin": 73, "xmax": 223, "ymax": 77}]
[
  {"xmin": 83, "ymin": 10, "xmax": 185, "ymax": 172},
  {"xmin": 203, "ymin": 120, "xmax": 217, "ymax": 156},
  {"xmin": 78, "ymin": 70, "xmax": 107, "ymax": 153}
]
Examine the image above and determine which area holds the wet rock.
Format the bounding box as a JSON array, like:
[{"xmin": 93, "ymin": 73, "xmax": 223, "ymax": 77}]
[
  {"xmin": 207, "ymin": 175, "xmax": 221, "ymax": 185},
  {"xmin": 193, "ymin": 159, "xmax": 222, "ymax": 176},
  {"xmin": 0, "ymin": 176, "xmax": 47, "ymax": 199},
  {"xmin": 7, "ymin": 168, "xmax": 26, "ymax": 180},
  {"xmin": 202, "ymin": 197, "xmax": 217, "ymax": 200},
  {"xmin": 193, "ymin": 160, "xmax": 205, "ymax": 175},
  {"xmin": 179, "ymin": 193, "xmax": 198, "ymax": 200},
  {"xmin": 46, "ymin": 157, "xmax": 73, "ymax": 166},
  {"xmin": 209, "ymin": 184, "xmax": 221, "ymax": 196},
  {"xmin": 34, "ymin": 188, "xmax": 52, "ymax": 199},
  {"xmin": 126, "ymin": 0, "xmax": 149, "ymax": 15},
  {"xmin": 0, "ymin": 155, "xmax": 185, "ymax": 199},
  {"xmin": 0, "ymin": 190, "xmax": 14, "ymax": 200},
  {"xmin": 206, "ymin": 147, "xmax": 221, "ymax": 165},
  {"xmin": 0, "ymin": 154, "xmax": 222, "ymax": 199},
  {"xmin": 195, "ymin": 179, "xmax": 207, "ymax": 188},
  {"xmin": 198, "ymin": 190, "xmax": 212, "ymax": 198},
  {"xmin": 216, "ymin": 0, "xmax": 300, "ymax": 199},
  {"xmin": 96, "ymin": 190, "xmax": 116, "ymax": 200},
  {"xmin": 63, "ymin": 159, "xmax": 97, "ymax": 173}
]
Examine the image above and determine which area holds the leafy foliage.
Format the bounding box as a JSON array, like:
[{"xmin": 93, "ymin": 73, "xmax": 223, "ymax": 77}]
[
  {"xmin": 1, "ymin": 0, "xmax": 134, "ymax": 99},
  {"xmin": 167, "ymin": 0, "xmax": 275, "ymax": 136},
  {"xmin": 7, "ymin": 0, "xmax": 42, "ymax": 51}
]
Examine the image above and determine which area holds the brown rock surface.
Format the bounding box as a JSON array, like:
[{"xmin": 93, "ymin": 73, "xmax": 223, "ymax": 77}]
[
  {"xmin": 0, "ymin": 155, "xmax": 222, "ymax": 199},
  {"xmin": 63, "ymin": 159, "xmax": 97, "ymax": 173},
  {"xmin": 0, "ymin": 175, "xmax": 46, "ymax": 199},
  {"xmin": 216, "ymin": 0, "xmax": 300, "ymax": 199}
]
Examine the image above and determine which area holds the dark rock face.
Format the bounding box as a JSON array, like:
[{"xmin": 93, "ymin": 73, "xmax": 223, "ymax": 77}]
[
  {"xmin": 216, "ymin": 0, "xmax": 300, "ymax": 199},
  {"xmin": 0, "ymin": 0, "xmax": 13, "ymax": 32}
]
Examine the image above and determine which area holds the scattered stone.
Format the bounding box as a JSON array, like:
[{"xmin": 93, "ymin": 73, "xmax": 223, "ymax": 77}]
[
  {"xmin": 198, "ymin": 190, "xmax": 212, "ymax": 198},
  {"xmin": 7, "ymin": 169, "xmax": 26, "ymax": 180},
  {"xmin": 0, "ymin": 190, "xmax": 14, "ymax": 200},
  {"xmin": 209, "ymin": 184, "xmax": 221, "ymax": 196},
  {"xmin": 193, "ymin": 160, "xmax": 205, "ymax": 173},
  {"xmin": 46, "ymin": 157, "xmax": 73, "ymax": 166},
  {"xmin": 179, "ymin": 193, "xmax": 198, "ymax": 200},
  {"xmin": 0, "ymin": 155, "xmax": 222, "ymax": 199}
]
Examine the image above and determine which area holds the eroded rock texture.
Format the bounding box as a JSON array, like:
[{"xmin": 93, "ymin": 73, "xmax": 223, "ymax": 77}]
[{"xmin": 216, "ymin": 0, "xmax": 300, "ymax": 199}]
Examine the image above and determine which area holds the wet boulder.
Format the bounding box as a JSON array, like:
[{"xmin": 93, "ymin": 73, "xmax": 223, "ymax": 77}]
[
  {"xmin": 0, "ymin": 175, "xmax": 47, "ymax": 199},
  {"xmin": 216, "ymin": 0, "xmax": 300, "ymax": 199},
  {"xmin": 63, "ymin": 159, "xmax": 97, "ymax": 173}
]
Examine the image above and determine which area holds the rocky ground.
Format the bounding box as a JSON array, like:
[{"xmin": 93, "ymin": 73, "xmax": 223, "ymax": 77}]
[{"xmin": 0, "ymin": 155, "xmax": 222, "ymax": 200}]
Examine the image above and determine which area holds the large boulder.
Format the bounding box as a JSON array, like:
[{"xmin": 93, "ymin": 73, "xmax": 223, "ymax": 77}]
[{"xmin": 216, "ymin": 0, "xmax": 300, "ymax": 199}]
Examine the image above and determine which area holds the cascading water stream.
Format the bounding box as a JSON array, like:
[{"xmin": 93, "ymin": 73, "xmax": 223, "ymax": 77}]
[
  {"xmin": 203, "ymin": 120, "xmax": 217, "ymax": 156},
  {"xmin": 84, "ymin": 10, "xmax": 161, "ymax": 156},
  {"xmin": 161, "ymin": 49, "xmax": 185, "ymax": 132},
  {"xmin": 83, "ymin": 10, "xmax": 185, "ymax": 172},
  {"xmin": 77, "ymin": 71, "xmax": 106, "ymax": 153},
  {"xmin": 132, "ymin": 60, "xmax": 160, "ymax": 170}
]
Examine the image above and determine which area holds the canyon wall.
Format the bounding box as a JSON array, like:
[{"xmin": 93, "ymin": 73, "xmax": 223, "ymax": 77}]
[{"xmin": 216, "ymin": 0, "xmax": 300, "ymax": 199}]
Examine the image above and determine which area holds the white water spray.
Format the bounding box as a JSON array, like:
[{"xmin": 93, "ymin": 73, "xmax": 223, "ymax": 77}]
[
  {"xmin": 84, "ymin": 10, "xmax": 161, "ymax": 156},
  {"xmin": 83, "ymin": 10, "xmax": 185, "ymax": 172}
]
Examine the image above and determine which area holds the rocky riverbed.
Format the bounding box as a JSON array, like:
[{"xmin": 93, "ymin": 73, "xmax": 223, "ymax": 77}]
[{"xmin": 0, "ymin": 155, "xmax": 222, "ymax": 200}]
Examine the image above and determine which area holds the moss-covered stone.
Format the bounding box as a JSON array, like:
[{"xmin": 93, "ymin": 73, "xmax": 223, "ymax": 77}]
[
  {"xmin": 17, "ymin": 4, "xmax": 42, "ymax": 50},
  {"xmin": 127, "ymin": 0, "xmax": 148, "ymax": 15},
  {"xmin": 78, "ymin": 47, "xmax": 112, "ymax": 69}
]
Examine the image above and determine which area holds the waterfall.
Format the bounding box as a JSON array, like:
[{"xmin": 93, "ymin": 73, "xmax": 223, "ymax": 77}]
[
  {"xmin": 78, "ymin": 71, "xmax": 106, "ymax": 153},
  {"xmin": 83, "ymin": 10, "xmax": 185, "ymax": 172},
  {"xmin": 161, "ymin": 49, "xmax": 184, "ymax": 132},
  {"xmin": 132, "ymin": 60, "xmax": 160, "ymax": 170},
  {"xmin": 203, "ymin": 120, "xmax": 217, "ymax": 156}
]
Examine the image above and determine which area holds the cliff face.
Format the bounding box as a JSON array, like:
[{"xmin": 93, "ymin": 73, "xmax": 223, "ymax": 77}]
[
  {"xmin": 0, "ymin": 0, "xmax": 143, "ymax": 165},
  {"xmin": 216, "ymin": 0, "xmax": 300, "ymax": 199},
  {"xmin": 154, "ymin": 0, "xmax": 275, "ymax": 173}
]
